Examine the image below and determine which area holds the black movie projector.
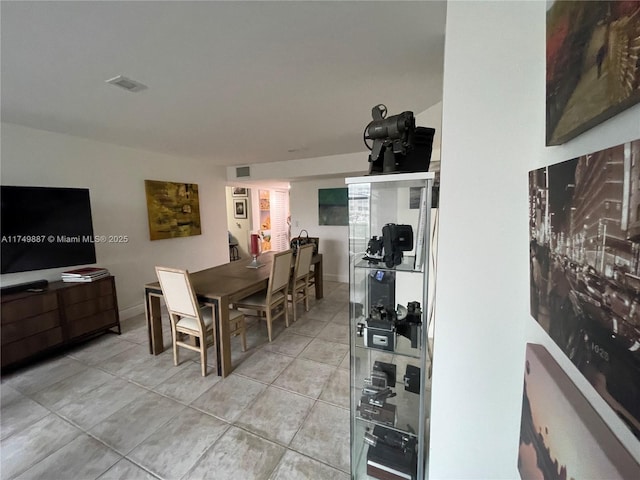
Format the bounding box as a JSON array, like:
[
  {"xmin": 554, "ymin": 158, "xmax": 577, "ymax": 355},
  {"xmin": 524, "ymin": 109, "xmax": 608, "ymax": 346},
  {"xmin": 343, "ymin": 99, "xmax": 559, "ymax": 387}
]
[{"xmin": 364, "ymin": 104, "xmax": 435, "ymax": 175}]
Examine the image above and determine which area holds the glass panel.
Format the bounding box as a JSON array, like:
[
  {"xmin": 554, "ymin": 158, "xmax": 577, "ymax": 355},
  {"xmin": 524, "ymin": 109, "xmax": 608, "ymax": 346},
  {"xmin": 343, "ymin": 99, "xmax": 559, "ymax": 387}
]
[{"xmin": 348, "ymin": 173, "xmax": 434, "ymax": 480}]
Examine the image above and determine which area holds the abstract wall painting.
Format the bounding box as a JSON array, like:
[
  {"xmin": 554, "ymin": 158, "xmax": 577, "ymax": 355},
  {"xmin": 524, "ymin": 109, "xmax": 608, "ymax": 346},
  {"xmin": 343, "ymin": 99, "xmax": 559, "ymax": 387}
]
[
  {"xmin": 144, "ymin": 180, "xmax": 201, "ymax": 241},
  {"xmin": 518, "ymin": 344, "xmax": 639, "ymax": 479},
  {"xmin": 528, "ymin": 140, "xmax": 640, "ymax": 440},
  {"xmin": 318, "ymin": 188, "xmax": 348, "ymax": 226},
  {"xmin": 546, "ymin": 1, "xmax": 640, "ymax": 145}
]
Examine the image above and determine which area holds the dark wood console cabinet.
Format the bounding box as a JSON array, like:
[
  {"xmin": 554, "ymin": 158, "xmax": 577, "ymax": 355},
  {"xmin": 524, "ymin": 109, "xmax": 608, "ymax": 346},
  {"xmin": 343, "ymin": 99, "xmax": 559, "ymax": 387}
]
[{"xmin": 1, "ymin": 276, "xmax": 121, "ymax": 370}]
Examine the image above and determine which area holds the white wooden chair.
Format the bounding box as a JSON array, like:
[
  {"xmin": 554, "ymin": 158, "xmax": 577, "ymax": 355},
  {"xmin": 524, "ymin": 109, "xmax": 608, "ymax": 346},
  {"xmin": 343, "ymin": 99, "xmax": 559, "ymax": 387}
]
[
  {"xmin": 233, "ymin": 249, "xmax": 294, "ymax": 342},
  {"xmin": 288, "ymin": 243, "xmax": 314, "ymax": 322},
  {"xmin": 155, "ymin": 266, "xmax": 246, "ymax": 376}
]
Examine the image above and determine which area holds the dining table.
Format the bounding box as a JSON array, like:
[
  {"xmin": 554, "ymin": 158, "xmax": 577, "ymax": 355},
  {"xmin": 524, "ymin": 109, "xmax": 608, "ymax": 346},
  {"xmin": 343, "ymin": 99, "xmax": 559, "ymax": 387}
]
[{"xmin": 144, "ymin": 251, "xmax": 324, "ymax": 377}]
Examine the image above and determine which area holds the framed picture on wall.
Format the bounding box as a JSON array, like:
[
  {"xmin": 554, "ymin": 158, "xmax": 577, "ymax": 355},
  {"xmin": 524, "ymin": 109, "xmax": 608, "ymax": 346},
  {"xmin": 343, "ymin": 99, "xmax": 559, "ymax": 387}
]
[
  {"xmin": 144, "ymin": 180, "xmax": 201, "ymax": 241},
  {"xmin": 546, "ymin": 1, "xmax": 640, "ymax": 145},
  {"xmin": 528, "ymin": 139, "xmax": 640, "ymax": 441},
  {"xmin": 518, "ymin": 344, "xmax": 640, "ymax": 479},
  {"xmin": 232, "ymin": 187, "xmax": 248, "ymax": 197},
  {"xmin": 234, "ymin": 199, "xmax": 247, "ymax": 219}
]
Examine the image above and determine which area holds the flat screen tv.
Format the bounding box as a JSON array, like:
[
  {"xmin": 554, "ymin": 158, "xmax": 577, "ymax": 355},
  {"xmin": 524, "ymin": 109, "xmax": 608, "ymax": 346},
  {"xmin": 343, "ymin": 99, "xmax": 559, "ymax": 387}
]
[{"xmin": 1, "ymin": 186, "xmax": 97, "ymax": 274}]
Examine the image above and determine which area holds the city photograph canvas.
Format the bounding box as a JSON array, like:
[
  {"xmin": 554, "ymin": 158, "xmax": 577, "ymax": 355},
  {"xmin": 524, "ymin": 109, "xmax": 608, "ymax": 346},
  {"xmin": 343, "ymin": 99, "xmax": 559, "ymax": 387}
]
[{"xmin": 528, "ymin": 140, "xmax": 640, "ymax": 440}]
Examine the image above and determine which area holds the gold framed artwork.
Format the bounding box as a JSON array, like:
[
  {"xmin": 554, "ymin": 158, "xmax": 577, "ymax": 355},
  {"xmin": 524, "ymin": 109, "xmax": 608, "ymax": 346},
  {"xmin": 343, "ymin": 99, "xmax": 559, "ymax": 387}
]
[{"xmin": 144, "ymin": 180, "xmax": 202, "ymax": 241}]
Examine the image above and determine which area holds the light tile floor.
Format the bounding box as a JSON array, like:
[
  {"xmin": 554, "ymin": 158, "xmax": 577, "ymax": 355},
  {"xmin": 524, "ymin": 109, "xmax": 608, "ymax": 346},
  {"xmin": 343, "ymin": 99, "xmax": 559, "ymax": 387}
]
[{"xmin": 0, "ymin": 281, "xmax": 351, "ymax": 480}]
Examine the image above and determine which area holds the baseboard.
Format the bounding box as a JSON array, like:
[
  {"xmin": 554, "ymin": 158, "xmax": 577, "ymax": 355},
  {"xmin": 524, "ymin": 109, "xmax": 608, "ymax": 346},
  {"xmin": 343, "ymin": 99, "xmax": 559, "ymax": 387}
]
[
  {"xmin": 324, "ymin": 273, "xmax": 348, "ymax": 283},
  {"xmin": 119, "ymin": 303, "xmax": 146, "ymax": 321}
]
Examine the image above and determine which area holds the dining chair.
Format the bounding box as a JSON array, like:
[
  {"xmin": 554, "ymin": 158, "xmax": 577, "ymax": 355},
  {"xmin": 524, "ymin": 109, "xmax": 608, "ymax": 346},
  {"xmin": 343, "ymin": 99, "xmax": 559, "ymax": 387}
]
[
  {"xmin": 155, "ymin": 266, "xmax": 246, "ymax": 376},
  {"xmin": 233, "ymin": 249, "xmax": 294, "ymax": 342},
  {"xmin": 288, "ymin": 243, "xmax": 315, "ymax": 322}
]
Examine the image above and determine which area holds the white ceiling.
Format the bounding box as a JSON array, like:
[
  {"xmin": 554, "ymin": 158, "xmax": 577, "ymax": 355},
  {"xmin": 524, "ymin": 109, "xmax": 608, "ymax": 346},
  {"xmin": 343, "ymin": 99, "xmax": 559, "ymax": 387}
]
[{"xmin": 1, "ymin": 1, "xmax": 446, "ymax": 167}]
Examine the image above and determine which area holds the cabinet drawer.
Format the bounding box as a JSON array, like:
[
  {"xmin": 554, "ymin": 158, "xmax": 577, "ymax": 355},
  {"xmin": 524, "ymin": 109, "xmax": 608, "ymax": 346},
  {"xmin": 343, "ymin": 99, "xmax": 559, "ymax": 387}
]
[
  {"xmin": 1, "ymin": 293, "xmax": 58, "ymax": 324},
  {"xmin": 64, "ymin": 295, "xmax": 115, "ymax": 322},
  {"xmin": 1, "ymin": 310, "xmax": 61, "ymax": 345},
  {"xmin": 1, "ymin": 327, "xmax": 64, "ymax": 367},
  {"xmin": 61, "ymin": 278, "xmax": 113, "ymax": 305},
  {"xmin": 66, "ymin": 310, "xmax": 117, "ymax": 339}
]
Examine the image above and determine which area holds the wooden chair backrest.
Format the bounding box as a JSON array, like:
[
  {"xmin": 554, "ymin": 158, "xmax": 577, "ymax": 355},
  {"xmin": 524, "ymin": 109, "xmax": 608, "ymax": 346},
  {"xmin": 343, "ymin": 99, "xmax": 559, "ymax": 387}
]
[
  {"xmin": 268, "ymin": 250, "xmax": 293, "ymax": 300},
  {"xmin": 293, "ymin": 244, "xmax": 314, "ymax": 283},
  {"xmin": 155, "ymin": 266, "xmax": 200, "ymax": 320}
]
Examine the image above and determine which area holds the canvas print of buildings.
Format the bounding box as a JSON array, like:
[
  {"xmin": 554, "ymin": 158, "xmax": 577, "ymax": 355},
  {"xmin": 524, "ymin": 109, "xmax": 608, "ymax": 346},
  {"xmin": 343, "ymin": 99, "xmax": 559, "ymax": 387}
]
[
  {"xmin": 528, "ymin": 140, "xmax": 640, "ymax": 441},
  {"xmin": 518, "ymin": 343, "xmax": 640, "ymax": 479},
  {"xmin": 546, "ymin": 1, "xmax": 640, "ymax": 145}
]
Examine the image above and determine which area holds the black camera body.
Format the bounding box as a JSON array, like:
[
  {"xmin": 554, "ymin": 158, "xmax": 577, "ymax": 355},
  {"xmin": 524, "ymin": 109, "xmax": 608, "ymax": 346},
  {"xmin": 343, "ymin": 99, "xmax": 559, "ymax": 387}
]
[
  {"xmin": 364, "ymin": 224, "xmax": 413, "ymax": 268},
  {"xmin": 367, "ymin": 236, "xmax": 384, "ymax": 259},
  {"xmin": 382, "ymin": 224, "xmax": 413, "ymax": 268}
]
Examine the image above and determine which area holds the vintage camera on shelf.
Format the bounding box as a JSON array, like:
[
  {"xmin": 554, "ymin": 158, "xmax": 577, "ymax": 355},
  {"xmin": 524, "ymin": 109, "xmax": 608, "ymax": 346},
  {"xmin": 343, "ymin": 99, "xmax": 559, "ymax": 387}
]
[
  {"xmin": 364, "ymin": 426, "xmax": 413, "ymax": 452},
  {"xmin": 359, "ymin": 305, "xmax": 397, "ymax": 352},
  {"xmin": 366, "ymin": 425, "xmax": 418, "ymax": 480},
  {"xmin": 395, "ymin": 301, "xmax": 422, "ymax": 349},
  {"xmin": 403, "ymin": 365, "xmax": 421, "ymax": 394},
  {"xmin": 360, "ymin": 361, "xmax": 396, "ymax": 407},
  {"xmin": 372, "ymin": 360, "xmax": 396, "ymax": 388},
  {"xmin": 361, "ymin": 387, "xmax": 396, "ymax": 407},
  {"xmin": 357, "ymin": 401, "xmax": 397, "ymax": 427},
  {"xmin": 359, "ymin": 361, "xmax": 398, "ymax": 422},
  {"xmin": 382, "ymin": 224, "xmax": 413, "ymax": 268},
  {"xmin": 357, "ymin": 303, "xmax": 422, "ymax": 352},
  {"xmin": 364, "ymin": 371, "xmax": 389, "ymax": 390},
  {"xmin": 364, "ymin": 236, "xmax": 384, "ymax": 264},
  {"xmin": 363, "ymin": 224, "xmax": 414, "ymax": 268}
]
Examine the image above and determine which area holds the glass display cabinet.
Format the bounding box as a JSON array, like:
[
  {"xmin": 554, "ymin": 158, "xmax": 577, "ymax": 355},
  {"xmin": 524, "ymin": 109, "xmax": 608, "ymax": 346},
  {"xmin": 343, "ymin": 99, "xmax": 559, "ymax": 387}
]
[{"xmin": 346, "ymin": 172, "xmax": 435, "ymax": 480}]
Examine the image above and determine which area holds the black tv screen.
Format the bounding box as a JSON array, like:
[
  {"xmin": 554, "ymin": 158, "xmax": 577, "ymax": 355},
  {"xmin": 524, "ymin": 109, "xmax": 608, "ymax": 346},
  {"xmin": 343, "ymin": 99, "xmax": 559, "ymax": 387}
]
[{"xmin": 1, "ymin": 186, "xmax": 97, "ymax": 274}]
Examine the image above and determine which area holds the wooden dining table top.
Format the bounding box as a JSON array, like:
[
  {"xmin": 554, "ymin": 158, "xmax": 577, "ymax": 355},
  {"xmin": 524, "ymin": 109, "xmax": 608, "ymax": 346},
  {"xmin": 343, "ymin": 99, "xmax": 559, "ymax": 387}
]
[{"xmin": 145, "ymin": 251, "xmax": 321, "ymax": 301}]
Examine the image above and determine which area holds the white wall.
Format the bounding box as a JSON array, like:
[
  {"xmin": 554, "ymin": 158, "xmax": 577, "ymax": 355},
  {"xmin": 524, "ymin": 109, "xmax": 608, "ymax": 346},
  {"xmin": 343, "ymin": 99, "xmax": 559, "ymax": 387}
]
[
  {"xmin": 1, "ymin": 123, "xmax": 229, "ymax": 318},
  {"xmin": 290, "ymin": 177, "xmax": 350, "ymax": 283},
  {"xmin": 431, "ymin": 2, "xmax": 640, "ymax": 479}
]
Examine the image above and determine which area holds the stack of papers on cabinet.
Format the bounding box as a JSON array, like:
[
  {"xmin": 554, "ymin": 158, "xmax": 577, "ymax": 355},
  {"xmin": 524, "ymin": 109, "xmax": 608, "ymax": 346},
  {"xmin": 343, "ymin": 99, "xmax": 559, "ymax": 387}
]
[{"xmin": 61, "ymin": 267, "xmax": 110, "ymax": 282}]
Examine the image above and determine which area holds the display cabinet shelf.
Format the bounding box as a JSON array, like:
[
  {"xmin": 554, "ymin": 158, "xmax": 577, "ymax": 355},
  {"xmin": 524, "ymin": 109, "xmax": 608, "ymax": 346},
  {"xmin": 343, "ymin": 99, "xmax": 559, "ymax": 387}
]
[{"xmin": 347, "ymin": 172, "xmax": 435, "ymax": 480}]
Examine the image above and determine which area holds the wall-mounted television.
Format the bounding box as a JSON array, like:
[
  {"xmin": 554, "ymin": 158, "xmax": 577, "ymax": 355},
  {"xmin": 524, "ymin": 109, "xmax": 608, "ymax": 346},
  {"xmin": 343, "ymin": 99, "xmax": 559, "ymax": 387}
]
[{"xmin": 1, "ymin": 186, "xmax": 97, "ymax": 274}]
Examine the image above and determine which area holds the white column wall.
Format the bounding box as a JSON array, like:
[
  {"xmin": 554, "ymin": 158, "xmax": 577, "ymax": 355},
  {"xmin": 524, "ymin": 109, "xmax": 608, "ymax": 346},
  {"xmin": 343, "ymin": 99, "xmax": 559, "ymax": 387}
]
[{"xmin": 431, "ymin": 2, "xmax": 640, "ymax": 478}]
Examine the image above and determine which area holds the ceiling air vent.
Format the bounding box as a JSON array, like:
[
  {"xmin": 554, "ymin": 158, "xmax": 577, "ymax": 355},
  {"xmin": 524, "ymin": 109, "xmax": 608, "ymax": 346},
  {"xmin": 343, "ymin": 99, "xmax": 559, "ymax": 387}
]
[
  {"xmin": 236, "ymin": 166, "xmax": 251, "ymax": 178},
  {"xmin": 105, "ymin": 75, "xmax": 148, "ymax": 93}
]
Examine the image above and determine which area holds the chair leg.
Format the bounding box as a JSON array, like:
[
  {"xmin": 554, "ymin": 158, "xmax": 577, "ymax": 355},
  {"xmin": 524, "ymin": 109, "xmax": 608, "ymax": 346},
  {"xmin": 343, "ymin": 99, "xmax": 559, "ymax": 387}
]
[
  {"xmin": 240, "ymin": 323, "xmax": 247, "ymax": 352},
  {"xmin": 171, "ymin": 323, "xmax": 179, "ymax": 367},
  {"xmin": 304, "ymin": 285, "xmax": 310, "ymax": 311},
  {"xmin": 291, "ymin": 296, "xmax": 297, "ymax": 323},
  {"xmin": 200, "ymin": 338, "xmax": 207, "ymax": 377},
  {"xmin": 284, "ymin": 300, "xmax": 289, "ymax": 328},
  {"xmin": 266, "ymin": 308, "xmax": 273, "ymax": 342}
]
